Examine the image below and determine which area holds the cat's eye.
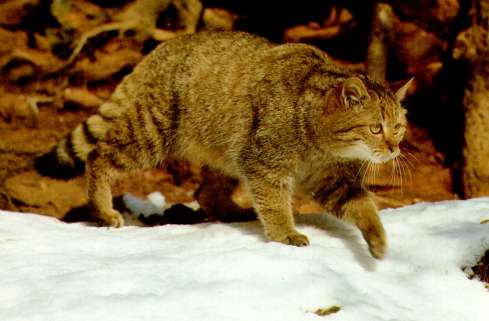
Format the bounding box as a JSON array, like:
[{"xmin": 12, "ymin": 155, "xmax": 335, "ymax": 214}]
[
  {"xmin": 370, "ymin": 124, "xmax": 382, "ymax": 135},
  {"xmin": 393, "ymin": 123, "xmax": 404, "ymax": 135}
]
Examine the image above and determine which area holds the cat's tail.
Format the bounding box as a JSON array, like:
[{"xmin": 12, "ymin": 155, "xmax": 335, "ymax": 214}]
[{"xmin": 35, "ymin": 101, "xmax": 117, "ymax": 179}]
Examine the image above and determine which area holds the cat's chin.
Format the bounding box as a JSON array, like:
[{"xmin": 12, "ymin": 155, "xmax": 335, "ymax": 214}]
[
  {"xmin": 335, "ymin": 144, "xmax": 372, "ymax": 161},
  {"xmin": 335, "ymin": 150, "xmax": 396, "ymax": 164},
  {"xmin": 370, "ymin": 157, "xmax": 388, "ymax": 164},
  {"xmin": 370, "ymin": 153, "xmax": 399, "ymax": 164}
]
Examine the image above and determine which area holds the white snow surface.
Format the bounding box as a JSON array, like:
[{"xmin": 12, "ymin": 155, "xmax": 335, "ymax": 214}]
[
  {"xmin": 1, "ymin": 198, "xmax": 488, "ymax": 321},
  {"xmin": 123, "ymin": 192, "xmax": 168, "ymax": 217},
  {"xmin": 122, "ymin": 191, "xmax": 200, "ymax": 218}
]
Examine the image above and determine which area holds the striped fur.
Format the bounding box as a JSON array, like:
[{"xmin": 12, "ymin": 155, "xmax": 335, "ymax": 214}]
[{"xmin": 36, "ymin": 31, "xmax": 410, "ymax": 259}]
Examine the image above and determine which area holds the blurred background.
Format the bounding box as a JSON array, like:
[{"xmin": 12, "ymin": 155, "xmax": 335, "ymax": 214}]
[{"xmin": 0, "ymin": 0, "xmax": 486, "ymax": 222}]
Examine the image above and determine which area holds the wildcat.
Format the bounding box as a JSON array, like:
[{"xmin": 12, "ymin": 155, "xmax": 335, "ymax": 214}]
[{"xmin": 36, "ymin": 31, "xmax": 411, "ymax": 259}]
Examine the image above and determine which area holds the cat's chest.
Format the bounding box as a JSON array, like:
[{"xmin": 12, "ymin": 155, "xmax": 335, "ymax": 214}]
[
  {"xmin": 295, "ymin": 156, "xmax": 334, "ymax": 188},
  {"xmin": 294, "ymin": 153, "xmax": 362, "ymax": 196}
]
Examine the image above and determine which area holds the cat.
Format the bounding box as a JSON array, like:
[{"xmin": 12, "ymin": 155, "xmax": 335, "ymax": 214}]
[{"xmin": 36, "ymin": 31, "xmax": 411, "ymax": 259}]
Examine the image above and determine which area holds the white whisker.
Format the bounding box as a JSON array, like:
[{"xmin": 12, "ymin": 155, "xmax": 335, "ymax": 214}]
[
  {"xmin": 398, "ymin": 157, "xmax": 404, "ymax": 194},
  {"xmin": 392, "ymin": 158, "xmax": 398, "ymax": 188},
  {"xmin": 403, "ymin": 150, "xmax": 419, "ymax": 164},
  {"xmin": 399, "ymin": 154, "xmax": 414, "ymax": 182},
  {"xmin": 356, "ymin": 160, "xmax": 368, "ymax": 180}
]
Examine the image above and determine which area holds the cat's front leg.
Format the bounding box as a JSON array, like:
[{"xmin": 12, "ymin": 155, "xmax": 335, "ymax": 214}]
[
  {"xmin": 339, "ymin": 194, "xmax": 386, "ymax": 259},
  {"xmin": 313, "ymin": 182, "xmax": 386, "ymax": 259},
  {"xmin": 245, "ymin": 174, "xmax": 309, "ymax": 247}
]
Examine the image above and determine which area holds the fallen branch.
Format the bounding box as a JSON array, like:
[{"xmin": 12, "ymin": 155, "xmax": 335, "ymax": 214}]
[
  {"xmin": 283, "ymin": 6, "xmax": 354, "ymax": 42},
  {"xmin": 62, "ymin": 0, "xmax": 202, "ymax": 67}
]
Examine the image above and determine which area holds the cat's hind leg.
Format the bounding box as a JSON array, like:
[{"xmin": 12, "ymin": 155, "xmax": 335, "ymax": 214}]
[
  {"xmin": 86, "ymin": 119, "xmax": 169, "ymax": 226},
  {"xmin": 86, "ymin": 145, "xmax": 126, "ymax": 227}
]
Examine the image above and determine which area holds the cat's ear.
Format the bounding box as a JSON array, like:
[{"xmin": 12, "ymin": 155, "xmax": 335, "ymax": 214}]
[
  {"xmin": 394, "ymin": 77, "xmax": 414, "ymax": 102},
  {"xmin": 340, "ymin": 77, "xmax": 370, "ymax": 109}
]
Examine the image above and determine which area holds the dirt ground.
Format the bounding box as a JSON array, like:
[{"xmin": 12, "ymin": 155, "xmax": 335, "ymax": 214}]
[
  {"xmin": 0, "ymin": 101, "xmax": 201, "ymax": 218},
  {"xmin": 0, "ymin": 99, "xmax": 456, "ymax": 221}
]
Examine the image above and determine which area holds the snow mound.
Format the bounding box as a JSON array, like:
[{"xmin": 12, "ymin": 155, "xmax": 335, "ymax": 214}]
[
  {"xmin": 1, "ymin": 198, "xmax": 488, "ymax": 321},
  {"xmin": 123, "ymin": 191, "xmax": 168, "ymax": 217}
]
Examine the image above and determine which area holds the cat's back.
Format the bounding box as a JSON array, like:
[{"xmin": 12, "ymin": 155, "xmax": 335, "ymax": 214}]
[
  {"xmin": 120, "ymin": 31, "xmax": 275, "ymax": 119},
  {"xmin": 129, "ymin": 31, "xmax": 335, "ymax": 110},
  {"xmin": 136, "ymin": 31, "xmax": 273, "ymax": 81},
  {"xmin": 134, "ymin": 31, "xmax": 335, "ymax": 92}
]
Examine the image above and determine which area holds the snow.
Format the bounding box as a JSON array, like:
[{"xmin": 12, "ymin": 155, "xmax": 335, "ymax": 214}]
[
  {"xmin": 123, "ymin": 191, "xmax": 168, "ymax": 217},
  {"xmin": 0, "ymin": 198, "xmax": 488, "ymax": 321},
  {"xmin": 123, "ymin": 191, "xmax": 200, "ymax": 217}
]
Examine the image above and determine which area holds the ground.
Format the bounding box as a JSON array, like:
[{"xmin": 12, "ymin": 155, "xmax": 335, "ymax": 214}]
[
  {"xmin": 0, "ymin": 198, "xmax": 487, "ymax": 321},
  {"xmin": 0, "ymin": 0, "xmax": 485, "ymax": 310}
]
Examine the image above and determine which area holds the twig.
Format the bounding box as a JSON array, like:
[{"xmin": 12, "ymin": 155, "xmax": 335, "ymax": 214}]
[{"xmin": 26, "ymin": 96, "xmax": 54, "ymax": 128}]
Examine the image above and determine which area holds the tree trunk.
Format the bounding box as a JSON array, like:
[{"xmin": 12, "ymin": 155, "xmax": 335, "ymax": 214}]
[
  {"xmin": 461, "ymin": 60, "xmax": 489, "ymax": 196},
  {"xmin": 366, "ymin": 2, "xmax": 395, "ymax": 82},
  {"xmin": 454, "ymin": 0, "xmax": 489, "ymax": 197}
]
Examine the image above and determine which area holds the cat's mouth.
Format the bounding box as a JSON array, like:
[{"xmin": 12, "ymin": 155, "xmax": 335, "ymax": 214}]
[
  {"xmin": 335, "ymin": 143, "xmax": 400, "ymax": 163},
  {"xmin": 371, "ymin": 149, "xmax": 400, "ymax": 163}
]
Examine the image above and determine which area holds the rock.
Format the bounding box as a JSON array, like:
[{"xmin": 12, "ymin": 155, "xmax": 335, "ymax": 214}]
[
  {"xmin": 392, "ymin": 0, "xmax": 459, "ymax": 25},
  {"xmin": 0, "ymin": 0, "xmax": 40, "ymax": 26},
  {"xmin": 4, "ymin": 171, "xmax": 87, "ymax": 218},
  {"xmin": 203, "ymin": 8, "xmax": 237, "ymax": 31},
  {"xmin": 0, "ymin": 127, "xmax": 57, "ymax": 154},
  {"xmin": 74, "ymin": 48, "xmax": 143, "ymax": 81},
  {"xmin": 63, "ymin": 88, "xmax": 103, "ymax": 109}
]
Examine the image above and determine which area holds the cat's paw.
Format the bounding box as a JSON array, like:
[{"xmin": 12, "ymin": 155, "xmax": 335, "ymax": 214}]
[
  {"xmin": 350, "ymin": 206, "xmax": 387, "ymax": 259},
  {"xmin": 282, "ymin": 232, "xmax": 310, "ymax": 247},
  {"xmin": 362, "ymin": 226, "xmax": 386, "ymax": 259},
  {"xmin": 98, "ymin": 209, "xmax": 125, "ymax": 228},
  {"xmin": 270, "ymin": 230, "xmax": 310, "ymax": 247}
]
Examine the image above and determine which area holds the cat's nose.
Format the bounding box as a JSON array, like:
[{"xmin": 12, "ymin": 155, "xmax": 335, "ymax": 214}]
[{"xmin": 386, "ymin": 143, "xmax": 397, "ymax": 153}]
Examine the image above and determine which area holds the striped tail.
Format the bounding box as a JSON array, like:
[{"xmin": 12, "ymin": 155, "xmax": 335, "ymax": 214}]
[
  {"xmin": 35, "ymin": 102, "xmax": 117, "ymax": 179},
  {"xmin": 34, "ymin": 137, "xmax": 86, "ymax": 179}
]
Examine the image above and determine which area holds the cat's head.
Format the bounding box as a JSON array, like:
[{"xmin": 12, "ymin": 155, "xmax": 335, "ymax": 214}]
[{"xmin": 329, "ymin": 76, "xmax": 412, "ymax": 164}]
